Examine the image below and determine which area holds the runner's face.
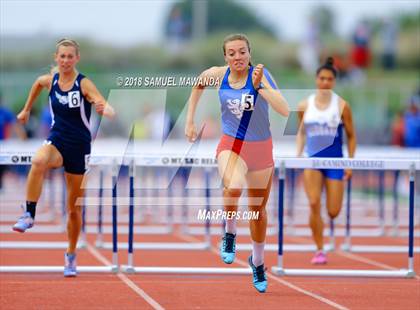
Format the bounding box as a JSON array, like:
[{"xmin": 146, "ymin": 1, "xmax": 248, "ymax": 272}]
[
  {"xmin": 55, "ymin": 46, "xmax": 79, "ymax": 74},
  {"xmin": 316, "ymin": 69, "xmax": 336, "ymax": 90},
  {"xmin": 224, "ymin": 40, "xmax": 250, "ymax": 72}
]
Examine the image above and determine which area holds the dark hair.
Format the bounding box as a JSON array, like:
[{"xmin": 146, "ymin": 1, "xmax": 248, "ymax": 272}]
[
  {"xmin": 316, "ymin": 57, "xmax": 337, "ymax": 78},
  {"xmin": 223, "ymin": 33, "xmax": 252, "ymax": 66}
]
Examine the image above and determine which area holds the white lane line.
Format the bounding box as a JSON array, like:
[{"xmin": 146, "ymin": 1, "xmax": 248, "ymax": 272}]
[
  {"xmin": 86, "ymin": 243, "xmax": 165, "ymax": 310},
  {"xmin": 177, "ymin": 234, "xmax": 349, "ymax": 310},
  {"xmin": 336, "ymin": 250, "xmax": 397, "ymax": 270}
]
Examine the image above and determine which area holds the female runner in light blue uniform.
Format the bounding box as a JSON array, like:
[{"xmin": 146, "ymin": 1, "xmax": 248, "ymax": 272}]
[
  {"xmin": 185, "ymin": 34, "xmax": 289, "ymax": 292},
  {"xmin": 13, "ymin": 39, "xmax": 115, "ymax": 277},
  {"xmin": 297, "ymin": 57, "xmax": 356, "ymax": 264}
]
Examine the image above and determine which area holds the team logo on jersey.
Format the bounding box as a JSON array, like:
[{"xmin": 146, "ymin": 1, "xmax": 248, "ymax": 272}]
[
  {"xmin": 328, "ymin": 114, "xmax": 340, "ymax": 127},
  {"xmin": 227, "ymin": 98, "xmax": 243, "ymax": 119},
  {"xmin": 55, "ymin": 91, "xmax": 69, "ymax": 105},
  {"xmin": 227, "ymin": 94, "xmax": 255, "ymax": 119},
  {"xmin": 306, "ymin": 123, "xmax": 338, "ymax": 137}
]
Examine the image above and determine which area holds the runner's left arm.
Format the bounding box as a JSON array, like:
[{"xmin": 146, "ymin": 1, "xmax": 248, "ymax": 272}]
[
  {"xmin": 81, "ymin": 78, "xmax": 115, "ymax": 119},
  {"xmin": 254, "ymin": 66, "xmax": 289, "ymax": 117}
]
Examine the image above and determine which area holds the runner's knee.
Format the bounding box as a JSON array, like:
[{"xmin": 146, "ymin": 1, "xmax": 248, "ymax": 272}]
[
  {"xmin": 328, "ymin": 208, "xmax": 340, "ymax": 219},
  {"xmin": 31, "ymin": 155, "xmax": 49, "ymax": 171},
  {"xmin": 223, "ymin": 187, "xmax": 242, "ymax": 198}
]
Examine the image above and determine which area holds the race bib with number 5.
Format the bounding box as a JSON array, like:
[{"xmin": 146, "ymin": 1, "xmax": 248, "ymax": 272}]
[
  {"xmin": 241, "ymin": 93, "xmax": 254, "ymax": 111},
  {"xmin": 68, "ymin": 91, "xmax": 81, "ymax": 108}
]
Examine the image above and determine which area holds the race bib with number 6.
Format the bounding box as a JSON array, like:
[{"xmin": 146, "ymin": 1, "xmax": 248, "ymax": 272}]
[{"xmin": 68, "ymin": 91, "xmax": 81, "ymax": 108}]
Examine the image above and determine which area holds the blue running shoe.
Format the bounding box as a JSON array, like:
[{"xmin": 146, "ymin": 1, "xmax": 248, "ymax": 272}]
[
  {"xmin": 64, "ymin": 253, "xmax": 77, "ymax": 277},
  {"xmin": 248, "ymin": 255, "xmax": 267, "ymax": 293},
  {"xmin": 12, "ymin": 211, "xmax": 34, "ymax": 233},
  {"xmin": 220, "ymin": 233, "xmax": 236, "ymax": 264}
]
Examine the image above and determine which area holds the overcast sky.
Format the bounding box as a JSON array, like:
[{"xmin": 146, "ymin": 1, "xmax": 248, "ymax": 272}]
[{"xmin": 1, "ymin": 0, "xmax": 419, "ymax": 46}]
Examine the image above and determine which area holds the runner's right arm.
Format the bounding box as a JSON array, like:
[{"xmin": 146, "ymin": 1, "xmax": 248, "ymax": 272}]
[
  {"xmin": 185, "ymin": 66, "xmax": 225, "ymax": 142},
  {"xmin": 296, "ymin": 100, "xmax": 307, "ymax": 157},
  {"xmin": 17, "ymin": 75, "xmax": 52, "ymax": 125}
]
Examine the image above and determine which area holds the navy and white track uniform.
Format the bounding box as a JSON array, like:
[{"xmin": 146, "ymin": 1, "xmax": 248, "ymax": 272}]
[{"xmin": 46, "ymin": 73, "xmax": 92, "ymax": 174}]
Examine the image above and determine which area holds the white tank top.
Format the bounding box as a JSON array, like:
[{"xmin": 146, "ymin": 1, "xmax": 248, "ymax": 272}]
[{"xmin": 303, "ymin": 93, "xmax": 344, "ymax": 157}]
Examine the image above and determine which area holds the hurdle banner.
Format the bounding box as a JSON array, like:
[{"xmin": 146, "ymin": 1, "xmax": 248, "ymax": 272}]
[
  {"xmin": 271, "ymin": 159, "xmax": 418, "ymax": 278},
  {"xmin": 10, "ymin": 154, "xmax": 32, "ymax": 164},
  {"xmin": 2, "ymin": 153, "xmax": 418, "ymax": 170},
  {"xmin": 2, "ymin": 153, "xmax": 419, "ymax": 168}
]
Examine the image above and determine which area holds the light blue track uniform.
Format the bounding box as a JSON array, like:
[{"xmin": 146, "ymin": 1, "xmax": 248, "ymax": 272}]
[{"xmin": 218, "ymin": 66, "xmax": 277, "ymax": 141}]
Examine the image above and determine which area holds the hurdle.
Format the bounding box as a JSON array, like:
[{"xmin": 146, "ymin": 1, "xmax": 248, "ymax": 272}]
[
  {"xmin": 0, "ymin": 152, "xmax": 211, "ymax": 252},
  {"xmin": 272, "ymin": 158, "xmax": 419, "ymax": 278},
  {"xmin": 0, "ymin": 154, "xmax": 119, "ymax": 273},
  {"xmin": 105, "ymin": 160, "xmax": 211, "ymax": 254},
  {"xmin": 341, "ymin": 171, "xmax": 420, "ymax": 253},
  {"xmin": 119, "ymin": 159, "xmax": 249, "ymax": 275},
  {"xmin": 1, "ymin": 169, "xmax": 65, "ymax": 225},
  {"xmin": 284, "ymin": 147, "xmax": 420, "ymax": 238},
  {"xmin": 262, "ymin": 164, "xmax": 420, "ymax": 254},
  {"xmin": 0, "ymin": 158, "xmax": 73, "ymax": 250},
  {"xmin": 235, "ymin": 180, "xmax": 336, "ymax": 253},
  {"xmin": 92, "ymin": 167, "xmax": 173, "ymax": 249},
  {"xmin": 283, "ymin": 176, "xmax": 410, "ymax": 237},
  {"xmin": 0, "ymin": 166, "xmax": 173, "ymax": 251},
  {"xmin": 1, "ymin": 145, "xmax": 418, "ymax": 276}
]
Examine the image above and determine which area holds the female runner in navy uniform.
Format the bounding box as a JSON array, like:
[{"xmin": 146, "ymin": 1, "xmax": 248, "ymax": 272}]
[
  {"xmin": 296, "ymin": 57, "xmax": 356, "ymax": 264},
  {"xmin": 13, "ymin": 39, "xmax": 115, "ymax": 277},
  {"xmin": 185, "ymin": 34, "xmax": 289, "ymax": 292}
]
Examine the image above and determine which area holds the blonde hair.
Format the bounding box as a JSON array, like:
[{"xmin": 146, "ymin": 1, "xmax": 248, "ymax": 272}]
[
  {"xmin": 56, "ymin": 38, "xmax": 80, "ymax": 55},
  {"xmin": 51, "ymin": 38, "xmax": 80, "ymax": 74}
]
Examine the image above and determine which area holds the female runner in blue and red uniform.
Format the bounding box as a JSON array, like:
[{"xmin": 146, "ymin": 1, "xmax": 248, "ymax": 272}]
[
  {"xmin": 13, "ymin": 38, "xmax": 115, "ymax": 277},
  {"xmin": 185, "ymin": 34, "xmax": 289, "ymax": 292}
]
